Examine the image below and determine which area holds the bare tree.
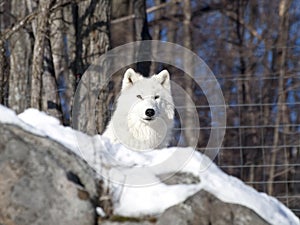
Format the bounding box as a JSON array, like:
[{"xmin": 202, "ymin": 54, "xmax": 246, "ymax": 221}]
[
  {"xmin": 182, "ymin": 0, "xmax": 196, "ymax": 147},
  {"xmin": 31, "ymin": 0, "xmax": 54, "ymax": 110},
  {"xmin": 230, "ymin": 0, "xmax": 262, "ymax": 187},
  {"xmin": 0, "ymin": 37, "xmax": 7, "ymax": 105},
  {"xmin": 42, "ymin": 33, "xmax": 62, "ymax": 120},
  {"xmin": 8, "ymin": 0, "xmax": 32, "ymax": 113},
  {"xmin": 0, "ymin": 1, "xmax": 11, "ymax": 106},
  {"xmin": 268, "ymin": 0, "xmax": 292, "ymax": 195},
  {"xmin": 149, "ymin": 0, "xmax": 164, "ymax": 75},
  {"xmin": 72, "ymin": 0, "xmax": 111, "ymax": 135},
  {"xmin": 0, "ymin": 45, "xmax": 8, "ymax": 105},
  {"xmin": 134, "ymin": 0, "xmax": 152, "ymax": 76},
  {"xmin": 50, "ymin": 7, "xmax": 73, "ymax": 125}
]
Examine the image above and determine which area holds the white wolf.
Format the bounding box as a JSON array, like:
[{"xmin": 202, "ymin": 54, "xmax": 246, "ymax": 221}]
[{"xmin": 103, "ymin": 68, "xmax": 174, "ymax": 150}]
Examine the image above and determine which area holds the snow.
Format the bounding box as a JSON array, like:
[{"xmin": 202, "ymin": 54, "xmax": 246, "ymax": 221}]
[
  {"xmin": 0, "ymin": 105, "xmax": 299, "ymax": 225},
  {"xmin": 96, "ymin": 207, "xmax": 106, "ymax": 218},
  {"xmin": 0, "ymin": 105, "xmax": 46, "ymax": 136}
]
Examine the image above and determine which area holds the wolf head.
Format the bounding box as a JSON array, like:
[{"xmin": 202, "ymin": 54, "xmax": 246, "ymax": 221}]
[
  {"xmin": 106, "ymin": 68, "xmax": 174, "ymax": 150},
  {"xmin": 121, "ymin": 68, "xmax": 171, "ymax": 92},
  {"xmin": 121, "ymin": 68, "xmax": 173, "ymax": 123}
]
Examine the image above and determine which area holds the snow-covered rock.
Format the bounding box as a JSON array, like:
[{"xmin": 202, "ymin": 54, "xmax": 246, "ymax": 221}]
[{"xmin": 0, "ymin": 105, "xmax": 299, "ymax": 225}]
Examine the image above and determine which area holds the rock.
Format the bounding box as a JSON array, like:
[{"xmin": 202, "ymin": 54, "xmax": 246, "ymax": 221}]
[
  {"xmin": 101, "ymin": 221, "xmax": 154, "ymax": 225},
  {"xmin": 157, "ymin": 172, "xmax": 200, "ymax": 185},
  {"xmin": 99, "ymin": 215, "xmax": 156, "ymax": 225},
  {"xmin": 0, "ymin": 123, "xmax": 99, "ymax": 225},
  {"xmin": 156, "ymin": 190, "xmax": 270, "ymax": 225}
]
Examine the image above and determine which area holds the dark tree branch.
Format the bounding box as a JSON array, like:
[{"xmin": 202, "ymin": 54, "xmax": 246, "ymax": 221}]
[{"xmin": 2, "ymin": 0, "xmax": 77, "ymax": 41}]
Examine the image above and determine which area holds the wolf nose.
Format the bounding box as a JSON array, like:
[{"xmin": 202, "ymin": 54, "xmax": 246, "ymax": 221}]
[{"xmin": 145, "ymin": 108, "xmax": 155, "ymax": 117}]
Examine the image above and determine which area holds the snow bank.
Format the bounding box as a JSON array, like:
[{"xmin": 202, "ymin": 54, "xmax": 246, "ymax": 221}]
[{"xmin": 0, "ymin": 105, "xmax": 299, "ymax": 225}]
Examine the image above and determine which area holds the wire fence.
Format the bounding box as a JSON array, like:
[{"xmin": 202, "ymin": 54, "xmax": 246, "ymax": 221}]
[
  {"xmin": 220, "ymin": 76, "xmax": 299, "ymax": 216},
  {"xmin": 171, "ymin": 70, "xmax": 300, "ymax": 217}
]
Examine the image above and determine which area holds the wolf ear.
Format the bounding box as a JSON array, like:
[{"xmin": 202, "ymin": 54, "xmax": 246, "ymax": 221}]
[
  {"xmin": 121, "ymin": 68, "xmax": 142, "ymax": 91},
  {"xmin": 154, "ymin": 70, "xmax": 171, "ymax": 90}
]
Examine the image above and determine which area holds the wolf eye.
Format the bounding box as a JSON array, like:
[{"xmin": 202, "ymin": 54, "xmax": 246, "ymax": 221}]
[
  {"xmin": 137, "ymin": 95, "xmax": 143, "ymax": 100},
  {"xmin": 154, "ymin": 95, "xmax": 160, "ymax": 99}
]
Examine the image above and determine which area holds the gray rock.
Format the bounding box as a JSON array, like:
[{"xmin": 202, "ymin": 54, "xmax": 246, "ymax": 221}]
[
  {"xmin": 156, "ymin": 190, "xmax": 270, "ymax": 225},
  {"xmin": 0, "ymin": 123, "xmax": 99, "ymax": 225},
  {"xmin": 101, "ymin": 221, "xmax": 154, "ymax": 225},
  {"xmin": 157, "ymin": 172, "xmax": 200, "ymax": 185}
]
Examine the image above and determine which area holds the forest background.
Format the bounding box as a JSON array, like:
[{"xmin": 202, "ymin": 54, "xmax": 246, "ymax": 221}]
[{"xmin": 0, "ymin": 0, "xmax": 299, "ymax": 216}]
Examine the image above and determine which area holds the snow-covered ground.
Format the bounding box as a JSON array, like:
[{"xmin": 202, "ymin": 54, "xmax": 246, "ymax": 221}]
[{"xmin": 0, "ymin": 105, "xmax": 299, "ymax": 225}]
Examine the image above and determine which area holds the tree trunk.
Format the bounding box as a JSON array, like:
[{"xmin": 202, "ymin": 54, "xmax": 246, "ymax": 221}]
[
  {"xmin": 72, "ymin": 0, "xmax": 111, "ymax": 135},
  {"xmin": 50, "ymin": 7, "xmax": 74, "ymax": 125},
  {"xmin": 91, "ymin": 0, "xmax": 111, "ymax": 134},
  {"xmin": 8, "ymin": 0, "xmax": 32, "ymax": 113},
  {"xmin": 31, "ymin": 0, "xmax": 53, "ymax": 110},
  {"xmin": 182, "ymin": 0, "xmax": 196, "ymax": 147},
  {"xmin": 149, "ymin": 0, "xmax": 163, "ymax": 75},
  {"xmin": 42, "ymin": 32, "xmax": 62, "ymax": 121},
  {"xmin": 134, "ymin": 0, "xmax": 152, "ymax": 76},
  {"xmin": 0, "ymin": 1, "xmax": 11, "ymax": 106},
  {"xmin": 166, "ymin": 0, "xmax": 178, "ymax": 43},
  {"xmin": 0, "ymin": 39, "xmax": 8, "ymax": 106},
  {"xmin": 234, "ymin": 0, "xmax": 261, "ymax": 187},
  {"xmin": 268, "ymin": 0, "xmax": 291, "ymax": 195},
  {"xmin": 111, "ymin": 0, "xmax": 133, "ymax": 47}
]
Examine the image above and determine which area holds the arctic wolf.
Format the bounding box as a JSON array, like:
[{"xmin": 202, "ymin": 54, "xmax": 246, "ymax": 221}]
[{"xmin": 103, "ymin": 68, "xmax": 174, "ymax": 150}]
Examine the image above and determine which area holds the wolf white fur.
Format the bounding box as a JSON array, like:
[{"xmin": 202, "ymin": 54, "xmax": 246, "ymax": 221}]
[{"xmin": 103, "ymin": 68, "xmax": 174, "ymax": 150}]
